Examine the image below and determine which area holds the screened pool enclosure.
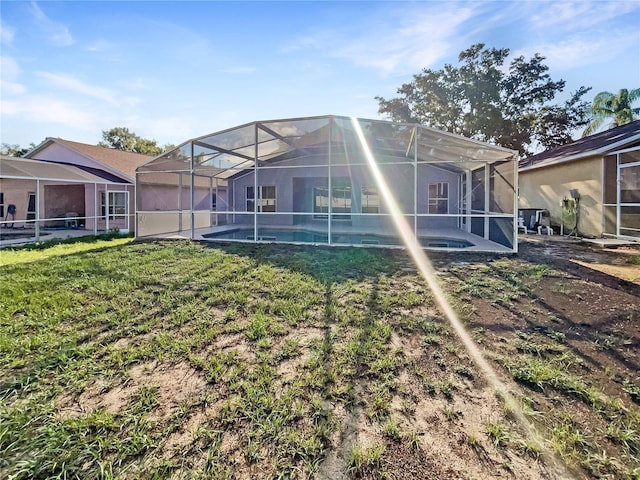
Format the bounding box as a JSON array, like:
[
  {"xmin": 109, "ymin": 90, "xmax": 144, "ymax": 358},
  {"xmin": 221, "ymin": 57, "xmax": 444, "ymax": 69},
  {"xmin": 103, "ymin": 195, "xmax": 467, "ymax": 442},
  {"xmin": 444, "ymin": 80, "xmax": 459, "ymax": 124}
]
[{"xmin": 136, "ymin": 116, "xmax": 518, "ymax": 252}]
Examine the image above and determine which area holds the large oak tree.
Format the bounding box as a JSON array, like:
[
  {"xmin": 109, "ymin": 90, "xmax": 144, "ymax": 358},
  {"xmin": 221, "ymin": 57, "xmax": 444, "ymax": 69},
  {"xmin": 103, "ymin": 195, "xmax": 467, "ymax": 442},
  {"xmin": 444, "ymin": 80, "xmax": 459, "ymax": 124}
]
[
  {"xmin": 99, "ymin": 127, "xmax": 174, "ymax": 156},
  {"xmin": 376, "ymin": 44, "xmax": 591, "ymax": 156}
]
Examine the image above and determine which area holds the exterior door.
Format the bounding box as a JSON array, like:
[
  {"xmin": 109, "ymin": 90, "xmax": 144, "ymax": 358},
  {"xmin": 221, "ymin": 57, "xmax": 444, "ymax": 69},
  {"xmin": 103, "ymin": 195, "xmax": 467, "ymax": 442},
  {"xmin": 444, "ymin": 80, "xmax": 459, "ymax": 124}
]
[{"xmin": 26, "ymin": 192, "xmax": 36, "ymax": 221}]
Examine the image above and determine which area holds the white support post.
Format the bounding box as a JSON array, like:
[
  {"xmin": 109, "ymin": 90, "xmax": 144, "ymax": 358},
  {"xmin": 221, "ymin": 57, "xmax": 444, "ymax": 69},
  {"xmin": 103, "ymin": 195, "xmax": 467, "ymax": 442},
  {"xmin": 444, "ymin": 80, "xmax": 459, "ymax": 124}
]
[
  {"xmin": 35, "ymin": 179, "xmax": 40, "ymax": 241},
  {"xmin": 93, "ymin": 183, "xmax": 98, "ymax": 235},
  {"xmin": 209, "ymin": 177, "xmax": 214, "ymax": 227},
  {"xmin": 513, "ymin": 157, "xmax": 519, "ymax": 253},
  {"xmin": 616, "ymin": 153, "xmax": 621, "ymax": 238},
  {"xmin": 133, "ymin": 176, "xmax": 137, "ymax": 236},
  {"xmin": 413, "ymin": 127, "xmax": 418, "ymax": 243},
  {"xmin": 466, "ymin": 170, "xmax": 472, "ymax": 233},
  {"xmin": 105, "ymin": 185, "xmax": 110, "ymax": 232},
  {"xmin": 254, "ymin": 123, "xmax": 258, "ymax": 242},
  {"xmin": 484, "ymin": 164, "xmax": 490, "ymax": 239},
  {"xmin": 124, "ymin": 186, "xmax": 131, "ymax": 233},
  {"xmin": 178, "ymin": 172, "xmax": 183, "ymax": 233},
  {"xmin": 328, "ymin": 117, "xmax": 332, "ymax": 245},
  {"xmin": 190, "ymin": 142, "xmax": 195, "ymax": 240}
]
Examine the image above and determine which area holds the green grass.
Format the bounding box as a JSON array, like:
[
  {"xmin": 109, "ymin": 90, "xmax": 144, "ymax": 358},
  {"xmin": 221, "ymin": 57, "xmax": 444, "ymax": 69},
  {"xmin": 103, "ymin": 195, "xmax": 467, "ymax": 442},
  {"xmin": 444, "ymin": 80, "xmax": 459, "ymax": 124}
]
[
  {"xmin": 0, "ymin": 231, "xmax": 134, "ymax": 266},
  {"xmin": 0, "ymin": 238, "xmax": 638, "ymax": 479},
  {"xmin": 347, "ymin": 443, "xmax": 386, "ymax": 478},
  {"xmin": 0, "ymin": 239, "xmax": 403, "ymax": 479},
  {"xmin": 485, "ymin": 421, "xmax": 509, "ymax": 447}
]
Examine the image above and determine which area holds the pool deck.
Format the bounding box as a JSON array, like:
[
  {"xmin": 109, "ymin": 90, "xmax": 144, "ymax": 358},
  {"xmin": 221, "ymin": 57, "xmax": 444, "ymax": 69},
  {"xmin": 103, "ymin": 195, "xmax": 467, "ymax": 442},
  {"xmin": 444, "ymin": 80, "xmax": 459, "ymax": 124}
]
[{"xmin": 146, "ymin": 224, "xmax": 516, "ymax": 253}]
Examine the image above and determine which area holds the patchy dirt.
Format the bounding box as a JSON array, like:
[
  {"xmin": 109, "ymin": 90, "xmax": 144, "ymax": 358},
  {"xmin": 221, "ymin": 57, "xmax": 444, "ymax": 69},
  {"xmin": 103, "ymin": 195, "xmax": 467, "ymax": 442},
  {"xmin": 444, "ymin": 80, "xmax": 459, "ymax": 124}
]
[
  {"xmin": 57, "ymin": 361, "xmax": 207, "ymax": 420},
  {"xmin": 25, "ymin": 237, "xmax": 640, "ymax": 480}
]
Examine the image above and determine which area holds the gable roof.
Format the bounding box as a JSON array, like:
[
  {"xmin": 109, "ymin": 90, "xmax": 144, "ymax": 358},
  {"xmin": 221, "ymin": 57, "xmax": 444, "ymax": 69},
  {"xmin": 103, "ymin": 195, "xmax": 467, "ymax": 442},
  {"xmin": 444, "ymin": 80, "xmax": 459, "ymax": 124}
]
[
  {"xmin": 26, "ymin": 138, "xmax": 152, "ymax": 182},
  {"xmin": 519, "ymin": 120, "xmax": 640, "ymax": 171},
  {"xmin": 1, "ymin": 155, "xmax": 125, "ymax": 184}
]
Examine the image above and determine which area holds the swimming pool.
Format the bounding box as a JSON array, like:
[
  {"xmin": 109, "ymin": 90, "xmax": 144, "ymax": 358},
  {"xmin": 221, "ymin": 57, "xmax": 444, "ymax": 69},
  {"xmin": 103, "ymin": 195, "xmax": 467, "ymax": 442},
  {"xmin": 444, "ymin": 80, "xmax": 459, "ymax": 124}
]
[{"xmin": 203, "ymin": 228, "xmax": 474, "ymax": 249}]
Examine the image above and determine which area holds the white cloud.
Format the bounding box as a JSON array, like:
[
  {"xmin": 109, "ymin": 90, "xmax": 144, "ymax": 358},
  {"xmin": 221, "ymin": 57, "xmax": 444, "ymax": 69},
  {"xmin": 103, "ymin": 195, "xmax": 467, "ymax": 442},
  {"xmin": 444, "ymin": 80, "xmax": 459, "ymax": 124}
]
[
  {"xmin": 1, "ymin": 56, "xmax": 26, "ymax": 96},
  {"xmin": 36, "ymin": 72, "xmax": 141, "ymax": 106},
  {"xmin": 514, "ymin": 29, "xmax": 639, "ymax": 71},
  {"xmin": 530, "ymin": 1, "xmax": 640, "ymax": 30},
  {"xmin": 120, "ymin": 78, "xmax": 146, "ymax": 90},
  {"xmin": 0, "ymin": 21, "xmax": 15, "ymax": 45},
  {"xmin": 29, "ymin": 1, "xmax": 73, "ymax": 47},
  {"xmin": 1, "ymin": 96, "xmax": 101, "ymax": 132},
  {"xmin": 282, "ymin": 5, "xmax": 478, "ymax": 75},
  {"xmin": 85, "ymin": 39, "xmax": 113, "ymax": 52},
  {"xmin": 141, "ymin": 116, "xmax": 198, "ymax": 143}
]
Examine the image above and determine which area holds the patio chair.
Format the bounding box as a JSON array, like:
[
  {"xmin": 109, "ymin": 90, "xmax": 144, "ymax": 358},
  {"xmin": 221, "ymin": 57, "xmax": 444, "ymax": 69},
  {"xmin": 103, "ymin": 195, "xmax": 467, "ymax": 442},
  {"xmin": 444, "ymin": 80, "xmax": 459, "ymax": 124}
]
[
  {"xmin": 536, "ymin": 211, "xmax": 553, "ymax": 235},
  {"xmin": 517, "ymin": 217, "xmax": 528, "ymax": 234},
  {"xmin": 4, "ymin": 204, "xmax": 16, "ymax": 228}
]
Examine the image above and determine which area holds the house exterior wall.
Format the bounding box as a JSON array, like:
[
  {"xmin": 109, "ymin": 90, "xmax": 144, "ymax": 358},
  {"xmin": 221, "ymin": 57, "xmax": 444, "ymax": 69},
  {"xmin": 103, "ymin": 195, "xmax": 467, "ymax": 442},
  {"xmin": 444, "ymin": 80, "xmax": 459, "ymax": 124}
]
[
  {"xmin": 519, "ymin": 156, "xmax": 603, "ymax": 237},
  {"xmin": 227, "ymin": 155, "xmax": 461, "ymax": 231},
  {"xmin": 44, "ymin": 184, "xmax": 84, "ymax": 225},
  {"xmin": 35, "ymin": 143, "xmax": 99, "ymax": 171},
  {"xmin": 0, "ymin": 178, "xmax": 36, "ymax": 227}
]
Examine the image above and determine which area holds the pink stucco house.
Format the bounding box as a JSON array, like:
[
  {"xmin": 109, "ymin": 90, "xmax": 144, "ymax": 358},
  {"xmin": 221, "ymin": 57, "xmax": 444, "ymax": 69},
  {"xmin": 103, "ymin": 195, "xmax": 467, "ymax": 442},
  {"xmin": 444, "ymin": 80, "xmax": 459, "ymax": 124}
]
[{"xmin": 1, "ymin": 138, "xmax": 151, "ymax": 237}]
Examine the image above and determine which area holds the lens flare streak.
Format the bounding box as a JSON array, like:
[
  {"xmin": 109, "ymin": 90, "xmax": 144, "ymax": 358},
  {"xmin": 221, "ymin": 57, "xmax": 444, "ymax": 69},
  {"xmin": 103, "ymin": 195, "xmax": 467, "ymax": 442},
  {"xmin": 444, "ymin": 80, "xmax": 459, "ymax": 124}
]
[{"xmin": 350, "ymin": 117, "xmax": 573, "ymax": 479}]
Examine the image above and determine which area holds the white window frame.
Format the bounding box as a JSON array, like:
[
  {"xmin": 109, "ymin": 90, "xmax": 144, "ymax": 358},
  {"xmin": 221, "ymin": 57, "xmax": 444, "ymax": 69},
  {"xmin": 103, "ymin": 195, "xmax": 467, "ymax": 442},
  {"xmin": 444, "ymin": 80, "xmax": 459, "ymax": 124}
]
[
  {"xmin": 428, "ymin": 182, "xmax": 449, "ymax": 214},
  {"xmin": 361, "ymin": 186, "xmax": 379, "ymax": 214},
  {"xmin": 101, "ymin": 191, "xmax": 128, "ymax": 220},
  {"xmin": 246, "ymin": 185, "xmax": 276, "ymax": 212},
  {"xmin": 313, "ymin": 186, "xmax": 352, "ymax": 220}
]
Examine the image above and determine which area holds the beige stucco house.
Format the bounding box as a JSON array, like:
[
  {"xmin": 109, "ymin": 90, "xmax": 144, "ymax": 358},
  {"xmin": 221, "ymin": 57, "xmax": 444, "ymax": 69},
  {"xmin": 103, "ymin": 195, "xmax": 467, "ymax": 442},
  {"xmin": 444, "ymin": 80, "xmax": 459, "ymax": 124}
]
[
  {"xmin": 1, "ymin": 139, "xmax": 151, "ymax": 237},
  {"xmin": 519, "ymin": 121, "xmax": 640, "ymax": 239}
]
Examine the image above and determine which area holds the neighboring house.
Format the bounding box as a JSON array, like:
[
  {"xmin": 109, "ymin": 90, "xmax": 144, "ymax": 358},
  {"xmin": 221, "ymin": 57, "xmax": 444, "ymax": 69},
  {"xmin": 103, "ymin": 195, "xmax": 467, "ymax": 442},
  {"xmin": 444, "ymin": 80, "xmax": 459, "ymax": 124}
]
[
  {"xmin": 0, "ymin": 156, "xmax": 128, "ymax": 238},
  {"xmin": 519, "ymin": 120, "xmax": 640, "ymax": 239},
  {"xmin": 136, "ymin": 115, "xmax": 518, "ymax": 253},
  {"xmin": 1, "ymin": 138, "xmax": 152, "ymax": 234}
]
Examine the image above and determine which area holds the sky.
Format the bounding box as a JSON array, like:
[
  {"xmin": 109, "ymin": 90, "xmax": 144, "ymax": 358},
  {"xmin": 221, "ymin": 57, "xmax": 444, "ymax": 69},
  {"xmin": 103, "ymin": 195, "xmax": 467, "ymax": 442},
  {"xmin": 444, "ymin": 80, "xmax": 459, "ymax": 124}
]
[{"xmin": 1, "ymin": 0, "xmax": 639, "ymax": 149}]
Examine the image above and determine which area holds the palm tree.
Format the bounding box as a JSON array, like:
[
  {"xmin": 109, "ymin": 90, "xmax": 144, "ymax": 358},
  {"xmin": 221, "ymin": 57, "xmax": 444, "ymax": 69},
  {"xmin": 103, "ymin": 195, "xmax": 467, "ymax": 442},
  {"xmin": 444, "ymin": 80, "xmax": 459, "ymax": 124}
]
[{"xmin": 583, "ymin": 88, "xmax": 640, "ymax": 136}]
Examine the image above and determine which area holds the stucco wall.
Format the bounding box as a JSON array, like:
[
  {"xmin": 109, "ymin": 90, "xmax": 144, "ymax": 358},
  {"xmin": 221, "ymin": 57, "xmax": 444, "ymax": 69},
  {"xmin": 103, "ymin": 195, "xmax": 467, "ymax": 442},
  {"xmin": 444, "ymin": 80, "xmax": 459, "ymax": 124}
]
[
  {"xmin": 44, "ymin": 184, "xmax": 85, "ymax": 223},
  {"xmin": 0, "ymin": 178, "xmax": 36, "ymax": 227},
  {"xmin": 519, "ymin": 156, "xmax": 603, "ymax": 237},
  {"xmin": 229, "ymin": 155, "xmax": 461, "ymax": 230}
]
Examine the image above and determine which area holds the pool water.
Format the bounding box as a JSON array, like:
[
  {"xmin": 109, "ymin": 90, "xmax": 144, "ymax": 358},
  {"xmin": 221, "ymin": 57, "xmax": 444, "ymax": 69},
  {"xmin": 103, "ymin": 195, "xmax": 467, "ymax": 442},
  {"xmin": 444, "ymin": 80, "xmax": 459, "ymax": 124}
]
[{"xmin": 203, "ymin": 228, "xmax": 473, "ymax": 248}]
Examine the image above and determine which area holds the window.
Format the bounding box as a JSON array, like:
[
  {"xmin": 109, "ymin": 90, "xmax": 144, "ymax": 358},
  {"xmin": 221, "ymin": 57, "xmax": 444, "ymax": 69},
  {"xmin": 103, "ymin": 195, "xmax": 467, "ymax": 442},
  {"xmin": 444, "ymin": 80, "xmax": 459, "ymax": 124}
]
[
  {"xmin": 314, "ymin": 186, "xmax": 352, "ymax": 220},
  {"xmin": 313, "ymin": 187, "xmax": 329, "ymax": 218},
  {"xmin": 211, "ymin": 193, "xmax": 217, "ymax": 211},
  {"xmin": 101, "ymin": 191, "xmax": 128, "ymax": 220},
  {"xmin": 361, "ymin": 186, "xmax": 379, "ymax": 214},
  {"xmin": 332, "ymin": 186, "xmax": 351, "ymax": 219},
  {"xmin": 246, "ymin": 186, "xmax": 276, "ymax": 212},
  {"xmin": 261, "ymin": 186, "xmax": 276, "ymax": 212},
  {"xmin": 428, "ymin": 182, "xmax": 449, "ymax": 214},
  {"xmin": 0, "ymin": 192, "xmax": 4, "ymax": 219},
  {"xmin": 246, "ymin": 186, "xmax": 254, "ymax": 212}
]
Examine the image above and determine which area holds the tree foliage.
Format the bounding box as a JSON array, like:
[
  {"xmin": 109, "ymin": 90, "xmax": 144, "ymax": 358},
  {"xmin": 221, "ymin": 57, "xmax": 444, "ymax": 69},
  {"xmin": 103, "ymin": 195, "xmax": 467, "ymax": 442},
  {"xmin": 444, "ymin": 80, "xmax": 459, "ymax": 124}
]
[
  {"xmin": 376, "ymin": 44, "xmax": 591, "ymax": 155},
  {"xmin": 583, "ymin": 88, "xmax": 640, "ymax": 136},
  {"xmin": 1, "ymin": 142, "xmax": 36, "ymax": 157},
  {"xmin": 98, "ymin": 127, "xmax": 173, "ymax": 156}
]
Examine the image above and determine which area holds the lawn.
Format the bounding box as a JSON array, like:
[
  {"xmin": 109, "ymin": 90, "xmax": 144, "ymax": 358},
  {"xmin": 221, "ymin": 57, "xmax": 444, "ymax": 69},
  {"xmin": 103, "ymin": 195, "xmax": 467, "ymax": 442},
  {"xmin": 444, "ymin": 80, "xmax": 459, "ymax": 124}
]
[{"xmin": 0, "ymin": 238, "xmax": 638, "ymax": 479}]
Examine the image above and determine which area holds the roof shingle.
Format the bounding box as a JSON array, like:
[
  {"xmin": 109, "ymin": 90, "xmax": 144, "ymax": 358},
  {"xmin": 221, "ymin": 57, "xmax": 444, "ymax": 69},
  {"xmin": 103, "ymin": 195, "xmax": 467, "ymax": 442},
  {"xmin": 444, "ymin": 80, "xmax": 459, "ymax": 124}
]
[
  {"xmin": 53, "ymin": 138, "xmax": 153, "ymax": 178},
  {"xmin": 520, "ymin": 120, "xmax": 640, "ymax": 170}
]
